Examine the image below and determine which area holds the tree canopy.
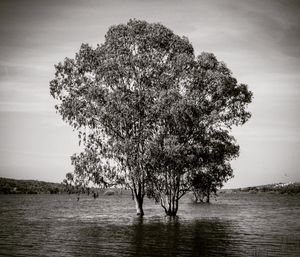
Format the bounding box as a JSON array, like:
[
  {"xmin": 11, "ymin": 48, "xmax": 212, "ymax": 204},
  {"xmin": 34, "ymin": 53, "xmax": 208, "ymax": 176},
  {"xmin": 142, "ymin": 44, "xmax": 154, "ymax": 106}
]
[{"xmin": 50, "ymin": 19, "xmax": 252, "ymax": 217}]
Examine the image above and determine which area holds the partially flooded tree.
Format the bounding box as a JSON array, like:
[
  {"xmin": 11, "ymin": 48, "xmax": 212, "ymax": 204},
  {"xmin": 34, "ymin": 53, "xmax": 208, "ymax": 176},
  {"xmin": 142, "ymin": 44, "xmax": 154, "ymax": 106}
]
[
  {"xmin": 146, "ymin": 52, "xmax": 252, "ymax": 216},
  {"xmin": 63, "ymin": 172, "xmax": 87, "ymax": 194},
  {"xmin": 50, "ymin": 19, "xmax": 252, "ymax": 217},
  {"xmin": 50, "ymin": 19, "xmax": 194, "ymax": 217},
  {"xmin": 191, "ymin": 162, "xmax": 234, "ymax": 203},
  {"xmin": 191, "ymin": 129, "xmax": 239, "ymax": 203},
  {"xmin": 187, "ymin": 53, "xmax": 252, "ymax": 204}
]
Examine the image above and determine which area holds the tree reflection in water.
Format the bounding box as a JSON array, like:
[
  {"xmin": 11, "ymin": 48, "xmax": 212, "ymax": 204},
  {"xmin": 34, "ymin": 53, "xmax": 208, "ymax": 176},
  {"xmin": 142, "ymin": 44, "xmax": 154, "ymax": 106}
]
[
  {"xmin": 74, "ymin": 217, "xmax": 238, "ymax": 257},
  {"xmin": 1, "ymin": 194, "xmax": 298, "ymax": 256},
  {"xmin": 129, "ymin": 217, "xmax": 238, "ymax": 257}
]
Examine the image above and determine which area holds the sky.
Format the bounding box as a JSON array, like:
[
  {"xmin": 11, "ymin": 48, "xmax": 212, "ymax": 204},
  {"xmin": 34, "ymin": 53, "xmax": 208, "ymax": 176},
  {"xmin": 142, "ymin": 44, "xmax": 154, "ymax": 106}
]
[{"xmin": 0, "ymin": 0, "xmax": 299, "ymax": 188}]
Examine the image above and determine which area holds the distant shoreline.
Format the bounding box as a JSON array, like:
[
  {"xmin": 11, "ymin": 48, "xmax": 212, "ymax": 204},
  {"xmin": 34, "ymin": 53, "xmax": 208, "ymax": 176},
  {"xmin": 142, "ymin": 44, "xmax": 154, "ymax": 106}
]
[
  {"xmin": 0, "ymin": 177, "xmax": 72, "ymax": 194},
  {"xmin": 0, "ymin": 177, "xmax": 299, "ymax": 195},
  {"xmin": 220, "ymin": 182, "xmax": 300, "ymax": 195}
]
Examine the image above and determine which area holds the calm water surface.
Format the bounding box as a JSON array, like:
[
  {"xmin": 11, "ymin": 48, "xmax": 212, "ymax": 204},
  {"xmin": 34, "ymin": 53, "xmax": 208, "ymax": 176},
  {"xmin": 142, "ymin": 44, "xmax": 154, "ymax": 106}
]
[{"xmin": 0, "ymin": 193, "xmax": 299, "ymax": 256}]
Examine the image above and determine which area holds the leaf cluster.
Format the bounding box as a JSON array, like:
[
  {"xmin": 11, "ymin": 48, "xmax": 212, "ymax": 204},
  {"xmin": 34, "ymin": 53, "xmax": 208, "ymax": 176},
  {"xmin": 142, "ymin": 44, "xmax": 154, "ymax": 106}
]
[{"xmin": 50, "ymin": 19, "xmax": 252, "ymax": 205}]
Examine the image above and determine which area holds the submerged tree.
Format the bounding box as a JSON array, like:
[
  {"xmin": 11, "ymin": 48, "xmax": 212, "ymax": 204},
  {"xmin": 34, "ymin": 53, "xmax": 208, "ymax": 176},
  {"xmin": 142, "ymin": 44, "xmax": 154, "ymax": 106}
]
[
  {"xmin": 191, "ymin": 128, "xmax": 239, "ymax": 203},
  {"xmin": 145, "ymin": 52, "xmax": 252, "ymax": 216},
  {"xmin": 63, "ymin": 172, "xmax": 87, "ymax": 194},
  {"xmin": 191, "ymin": 162, "xmax": 234, "ymax": 203},
  {"xmin": 50, "ymin": 19, "xmax": 252, "ymax": 217},
  {"xmin": 50, "ymin": 19, "xmax": 195, "ymax": 217}
]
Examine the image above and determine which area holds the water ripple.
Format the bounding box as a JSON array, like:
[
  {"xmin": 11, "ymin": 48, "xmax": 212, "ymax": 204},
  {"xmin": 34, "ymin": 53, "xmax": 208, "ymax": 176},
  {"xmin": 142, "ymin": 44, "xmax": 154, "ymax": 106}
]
[{"xmin": 0, "ymin": 193, "xmax": 299, "ymax": 256}]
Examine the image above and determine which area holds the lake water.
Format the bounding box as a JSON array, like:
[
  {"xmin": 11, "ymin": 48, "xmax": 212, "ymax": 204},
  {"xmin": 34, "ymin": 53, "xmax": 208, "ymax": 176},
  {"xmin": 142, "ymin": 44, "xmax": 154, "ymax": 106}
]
[{"xmin": 0, "ymin": 192, "xmax": 299, "ymax": 256}]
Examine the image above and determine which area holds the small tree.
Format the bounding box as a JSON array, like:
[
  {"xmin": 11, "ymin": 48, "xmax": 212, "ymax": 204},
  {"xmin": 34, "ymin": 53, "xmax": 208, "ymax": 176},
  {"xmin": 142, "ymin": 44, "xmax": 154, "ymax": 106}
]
[
  {"xmin": 191, "ymin": 162, "xmax": 234, "ymax": 203},
  {"xmin": 191, "ymin": 128, "xmax": 239, "ymax": 203},
  {"xmin": 63, "ymin": 172, "xmax": 86, "ymax": 194}
]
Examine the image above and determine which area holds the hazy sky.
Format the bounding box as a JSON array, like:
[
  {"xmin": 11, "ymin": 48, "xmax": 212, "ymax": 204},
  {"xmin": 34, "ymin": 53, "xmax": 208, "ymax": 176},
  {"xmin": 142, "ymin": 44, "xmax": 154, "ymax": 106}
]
[{"xmin": 0, "ymin": 0, "xmax": 299, "ymax": 188}]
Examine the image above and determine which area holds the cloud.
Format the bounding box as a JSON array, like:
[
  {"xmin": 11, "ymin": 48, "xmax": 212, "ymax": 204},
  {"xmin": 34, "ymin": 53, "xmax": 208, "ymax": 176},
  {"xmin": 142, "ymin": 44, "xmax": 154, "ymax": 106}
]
[{"xmin": 0, "ymin": 0, "xmax": 299, "ymax": 185}]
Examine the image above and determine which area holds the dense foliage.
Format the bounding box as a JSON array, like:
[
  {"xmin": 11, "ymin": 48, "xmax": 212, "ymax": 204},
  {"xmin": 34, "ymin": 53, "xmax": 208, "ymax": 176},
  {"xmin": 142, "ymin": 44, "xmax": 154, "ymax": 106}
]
[
  {"xmin": 191, "ymin": 162, "xmax": 234, "ymax": 203},
  {"xmin": 144, "ymin": 51, "xmax": 251, "ymax": 214},
  {"xmin": 50, "ymin": 19, "xmax": 252, "ymax": 216}
]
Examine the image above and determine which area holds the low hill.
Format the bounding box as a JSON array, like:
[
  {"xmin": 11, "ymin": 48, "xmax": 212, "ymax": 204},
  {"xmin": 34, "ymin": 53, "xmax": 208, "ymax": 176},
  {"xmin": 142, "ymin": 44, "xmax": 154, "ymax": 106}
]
[
  {"xmin": 1, "ymin": 177, "xmax": 299, "ymax": 195},
  {"xmin": 222, "ymin": 182, "xmax": 300, "ymax": 195},
  {"xmin": 0, "ymin": 177, "xmax": 70, "ymax": 194},
  {"xmin": 0, "ymin": 177, "xmax": 124, "ymax": 195}
]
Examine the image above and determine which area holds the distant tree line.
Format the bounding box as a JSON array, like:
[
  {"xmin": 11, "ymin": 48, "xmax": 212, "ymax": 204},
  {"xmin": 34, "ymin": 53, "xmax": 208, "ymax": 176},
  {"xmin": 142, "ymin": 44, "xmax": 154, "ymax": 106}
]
[
  {"xmin": 0, "ymin": 177, "xmax": 77, "ymax": 194},
  {"xmin": 229, "ymin": 183, "xmax": 300, "ymax": 195}
]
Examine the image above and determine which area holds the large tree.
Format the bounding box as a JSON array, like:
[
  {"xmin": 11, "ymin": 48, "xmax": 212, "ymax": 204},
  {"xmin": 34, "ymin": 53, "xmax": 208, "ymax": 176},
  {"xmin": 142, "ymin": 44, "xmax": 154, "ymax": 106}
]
[
  {"xmin": 145, "ymin": 52, "xmax": 252, "ymax": 216},
  {"xmin": 50, "ymin": 20, "xmax": 252, "ymax": 217},
  {"xmin": 50, "ymin": 19, "xmax": 194, "ymax": 217}
]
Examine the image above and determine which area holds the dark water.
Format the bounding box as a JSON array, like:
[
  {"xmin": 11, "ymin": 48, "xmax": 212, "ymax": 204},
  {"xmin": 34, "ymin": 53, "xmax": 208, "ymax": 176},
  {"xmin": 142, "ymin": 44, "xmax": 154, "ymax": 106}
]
[{"xmin": 0, "ymin": 193, "xmax": 299, "ymax": 257}]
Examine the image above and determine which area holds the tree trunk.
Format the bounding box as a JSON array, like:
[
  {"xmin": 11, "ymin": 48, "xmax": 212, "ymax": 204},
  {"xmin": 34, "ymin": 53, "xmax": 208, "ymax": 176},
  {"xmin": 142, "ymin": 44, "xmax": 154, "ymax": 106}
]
[
  {"xmin": 163, "ymin": 195, "xmax": 179, "ymax": 216},
  {"xmin": 206, "ymin": 186, "xmax": 210, "ymax": 203},
  {"xmin": 165, "ymin": 203, "xmax": 178, "ymax": 216},
  {"xmin": 162, "ymin": 176, "xmax": 181, "ymax": 216},
  {"xmin": 134, "ymin": 193, "xmax": 144, "ymax": 217},
  {"xmin": 132, "ymin": 179, "xmax": 144, "ymax": 217}
]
